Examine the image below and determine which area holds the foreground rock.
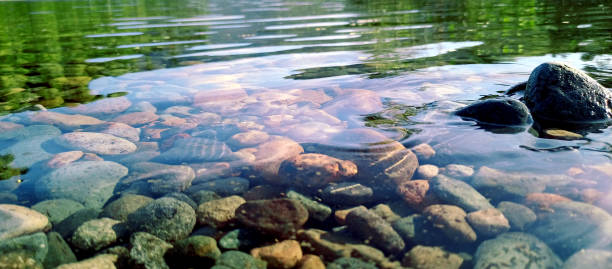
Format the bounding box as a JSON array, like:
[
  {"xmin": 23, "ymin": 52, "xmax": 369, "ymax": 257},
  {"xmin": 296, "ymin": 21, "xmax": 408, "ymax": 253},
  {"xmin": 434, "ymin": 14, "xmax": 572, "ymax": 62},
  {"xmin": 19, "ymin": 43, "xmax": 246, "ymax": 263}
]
[
  {"xmin": 196, "ymin": 195, "xmax": 246, "ymax": 228},
  {"xmin": 563, "ymin": 249, "xmax": 612, "ymax": 268},
  {"xmin": 345, "ymin": 207, "xmax": 405, "ymax": 255},
  {"xmin": 474, "ymin": 232, "xmax": 562, "ymax": 269},
  {"xmin": 403, "ymin": 245, "xmax": 463, "ymax": 269},
  {"xmin": 35, "ymin": 161, "xmax": 128, "ymax": 208},
  {"xmin": 466, "ymin": 208, "xmax": 510, "ymax": 237},
  {"xmin": 430, "ymin": 175, "xmax": 493, "ymax": 212},
  {"xmin": 236, "ymin": 198, "xmax": 308, "ymax": 238},
  {"xmin": 0, "ymin": 204, "xmax": 49, "ymax": 240},
  {"xmin": 101, "ymin": 194, "xmax": 153, "ymax": 222},
  {"xmin": 30, "ymin": 111, "xmax": 105, "ymax": 130},
  {"xmin": 455, "ymin": 98, "xmax": 532, "ymax": 126},
  {"xmin": 423, "ymin": 204, "xmax": 476, "ymax": 243},
  {"xmin": 278, "ymin": 153, "xmax": 358, "ymax": 188},
  {"xmin": 31, "ymin": 199, "xmax": 84, "ymax": 225},
  {"xmin": 55, "ymin": 132, "xmax": 137, "ymax": 155},
  {"xmin": 154, "ymin": 137, "xmax": 236, "ymax": 164},
  {"xmin": 251, "ymin": 240, "xmax": 303, "ymax": 269},
  {"xmin": 117, "ymin": 162, "xmax": 195, "ymax": 196},
  {"xmin": 127, "ymin": 197, "xmax": 196, "ymax": 242},
  {"xmin": 524, "ymin": 62, "xmax": 612, "ymax": 123},
  {"xmin": 130, "ymin": 232, "xmax": 172, "ymax": 269},
  {"xmin": 57, "ymin": 254, "xmax": 117, "ymax": 269},
  {"xmin": 71, "ymin": 218, "xmax": 126, "ymax": 252},
  {"xmin": 0, "ymin": 232, "xmax": 48, "ymax": 264}
]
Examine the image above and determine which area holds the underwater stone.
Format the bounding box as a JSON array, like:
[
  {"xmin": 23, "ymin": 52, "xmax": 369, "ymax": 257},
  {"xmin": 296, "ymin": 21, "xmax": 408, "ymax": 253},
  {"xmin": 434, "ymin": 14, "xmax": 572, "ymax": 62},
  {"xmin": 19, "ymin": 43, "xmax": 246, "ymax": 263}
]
[
  {"xmin": 101, "ymin": 194, "xmax": 153, "ymax": 222},
  {"xmin": 154, "ymin": 137, "xmax": 236, "ymax": 164},
  {"xmin": 236, "ymin": 198, "xmax": 308, "ymax": 238},
  {"xmin": 187, "ymin": 177, "xmax": 250, "ymax": 197},
  {"xmin": 287, "ymin": 190, "xmax": 332, "ymax": 222},
  {"xmin": 31, "ymin": 198, "xmax": 85, "ymax": 226},
  {"xmin": 55, "ymin": 132, "xmax": 137, "ymax": 155},
  {"xmin": 0, "ymin": 232, "xmax": 48, "ymax": 264},
  {"xmin": 423, "ymin": 204, "xmax": 476, "ymax": 244},
  {"xmin": 403, "ymin": 245, "xmax": 463, "ymax": 269},
  {"xmin": 117, "ymin": 162, "xmax": 195, "ymax": 196},
  {"xmin": 496, "ymin": 201, "xmax": 536, "ymax": 231},
  {"xmin": 251, "ymin": 240, "xmax": 302, "ymax": 269},
  {"xmin": 214, "ymin": 250, "xmax": 267, "ymax": 269},
  {"xmin": 130, "ymin": 232, "xmax": 172, "ymax": 269},
  {"xmin": 71, "ymin": 218, "xmax": 126, "ymax": 252},
  {"xmin": 474, "ymin": 232, "xmax": 561, "ymax": 269},
  {"xmin": 326, "ymin": 257, "xmax": 377, "ymax": 269},
  {"xmin": 56, "ymin": 254, "xmax": 117, "ymax": 269},
  {"xmin": 466, "ymin": 208, "xmax": 510, "ymax": 237},
  {"xmin": 278, "ymin": 153, "xmax": 358, "ymax": 189},
  {"xmin": 196, "ymin": 195, "xmax": 245, "ymax": 228},
  {"xmin": 43, "ymin": 232, "xmax": 77, "ymax": 268},
  {"xmin": 430, "ymin": 175, "xmax": 493, "ymax": 212},
  {"xmin": 320, "ymin": 182, "xmax": 374, "ymax": 206},
  {"xmin": 455, "ymin": 98, "xmax": 532, "ymax": 126},
  {"xmin": 54, "ymin": 208, "xmax": 102, "ymax": 239},
  {"xmin": 127, "ymin": 197, "xmax": 196, "ymax": 242},
  {"xmin": 345, "ymin": 207, "xmax": 405, "ymax": 255},
  {"xmin": 0, "ymin": 204, "xmax": 49, "ymax": 240},
  {"xmin": 30, "ymin": 111, "xmax": 105, "ymax": 130},
  {"xmin": 562, "ymin": 249, "xmax": 612, "ymax": 269}
]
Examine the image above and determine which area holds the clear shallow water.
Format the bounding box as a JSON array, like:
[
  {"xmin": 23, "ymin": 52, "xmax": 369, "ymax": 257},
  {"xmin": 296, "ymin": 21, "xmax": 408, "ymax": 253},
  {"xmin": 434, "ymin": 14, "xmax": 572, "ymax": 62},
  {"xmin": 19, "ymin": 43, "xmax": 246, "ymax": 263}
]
[{"xmin": 1, "ymin": 0, "xmax": 612, "ymax": 268}]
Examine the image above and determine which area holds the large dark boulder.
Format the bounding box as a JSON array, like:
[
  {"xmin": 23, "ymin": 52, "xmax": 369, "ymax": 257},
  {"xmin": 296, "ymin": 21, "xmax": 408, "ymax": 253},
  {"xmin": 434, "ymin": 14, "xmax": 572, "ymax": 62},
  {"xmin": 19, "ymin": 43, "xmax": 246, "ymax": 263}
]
[
  {"xmin": 455, "ymin": 98, "xmax": 532, "ymax": 126},
  {"xmin": 524, "ymin": 62, "xmax": 612, "ymax": 123}
]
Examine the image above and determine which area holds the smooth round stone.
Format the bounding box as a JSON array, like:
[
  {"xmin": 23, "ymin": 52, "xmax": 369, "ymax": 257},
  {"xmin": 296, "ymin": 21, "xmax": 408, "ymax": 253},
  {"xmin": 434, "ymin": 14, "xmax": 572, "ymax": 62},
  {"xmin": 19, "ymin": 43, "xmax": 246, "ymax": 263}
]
[
  {"xmin": 97, "ymin": 122, "xmax": 141, "ymax": 142},
  {"xmin": 474, "ymin": 232, "xmax": 562, "ymax": 269},
  {"xmin": 31, "ymin": 199, "xmax": 84, "ymax": 225},
  {"xmin": 70, "ymin": 97, "xmax": 132, "ymax": 115},
  {"xmin": 496, "ymin": 201, "xmax": 536, "ymax": 231},
  {"xmin": 30, "ymin": 111, "xmax": 104, "ymax": 130},
  {"xmin": 43, "ymin": 232, "xmax": 77, "ymax": 268},
  {"xmin": 410, "ymin": 143, "xmax": 435, "ymax": 162},
  {"xmin": 370, "ymin": 204, "xmax": 401, "ymax": 223},
  {"xmin": 345, "ymin": 207, "xmax": 405, "ymax": 255},
  {"xmin": 430, "ymin": 175, "xmax": 493, "ymax": 212},
  {"xmin": 56, "ymin": 254, "xmax": 117, "ymax": 269},
  {"xmin": 46, "ymin": 151, "xmax": 84, "ymax": 169},
  {"xmin": 188, "ymin": 190, "xmax": 221, "ymax": 205},
  {"xmin": 455, "ymin": 98, "xmax": 532, "ymax": 126},
  {"xmin": 236, "ymin": 198, "xmax": 308, "ymax": 238},
  {"xmin": 414, "ymin": 165, "xmax": 439, "ymax": 180},
  {"xmin": 215, "ymin": 250, "xmax": 267, "ymax": 269},
  {"xmin": 154, "ymin": 137, "xmax": 236, "ymax": 164},
  {"xmin": 0, "ymin": 232, "xmax": 48, "ymax": 264},
  {"xmin": 544, "ymin": 129, "xmax": 583, "ymax": 140},
  {"xmin": 298, "ymin": 254, "xmax": 325, "ymax": 269},
  {"xmin": 466, "ymin": 208, "xmax": 510, "ymax": 237},
  {"xmin": 278, "ymin": 153, "xmax": 358, "ymax": 188},
  {"xmin": 55, "ymin": 132, "xmax": 137, "ymax": 155},
  {"xmin": 35, "ymin": 161, "xmax": 128, "ymax": 208},
  {"xmin": 327, "ymin": 257, "xmax": 377, "ymax": 269},
  {"xmin": 397, "ymin": 180, "xmax": 435, "ymax": 211},
  {"xmin": 320, "ymin": 182, "xmax": 374, "ymax": 206},
  {"xmin": 423, "ymin": 204, "xmax": 476, "ymax": 243},
  {"xmin": 168, "ymin": 235, "xmax": 220, "ymax": 267},
  {"xmin": 286, "ymin": 190, "xmax": 332, "ymax": 222},
  {"xmin": 563, "ymin": 249, "xmax": 612, "ymax": 269},
  {"xmin": 251, "ymin": 240, "xmax": 302, "ymax": 269},
  {"xmin": 227, "ymin": 130, "xmax": 270, "ymax": 148},
  {"xmin": 196, "ymin": 195, "xmax": 246, "ymax": 228},
  {"xmin": 101, "ymin": 194, "xmax": 154, "ymax": 222},
  {"xmin": 117, "ymin": 162, "xmax": 195, "ymax": 196},
  {"xmin": 130, "ymin": 232, "xmax": 172, "ymax": 269},
  {"xmin": 188, "ymin": 177, "xmax": 250, "ymax": 197},
  {"xmin": 218, "ymin": 229, "xmax": 260, "ymax": 250},
  {"xmin": 113, "ymin": 111, "xmax": 159, "ymax": 126},
  {"xmin": 0, "ymin": 204, "xmax": 49, "ymax": 240},
  {"xmin": 71, "ymin": 218, "xmax": 126, "ymax": 252},
  {"xmin": 439, "ymin": 164, "xmax": 474, "ymax": 179},
  {"xmin": 54, "ymin": 208, "xmax": 102, "ymax": 239},
  {"xmin": 403, "ymin": 245, "xmax": 463, "ymax": 269},
  {"xmin": 127, "ymin": 197, "xmax": 196, "ymax": 242}
]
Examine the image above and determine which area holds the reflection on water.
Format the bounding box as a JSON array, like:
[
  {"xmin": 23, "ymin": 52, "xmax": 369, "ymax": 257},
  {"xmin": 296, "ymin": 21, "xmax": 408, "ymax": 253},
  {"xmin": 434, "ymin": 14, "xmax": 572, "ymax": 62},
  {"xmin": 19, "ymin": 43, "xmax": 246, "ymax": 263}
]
[{"xmin": 0, "ymin": 0, "xmax": 612, "ymax": 268}]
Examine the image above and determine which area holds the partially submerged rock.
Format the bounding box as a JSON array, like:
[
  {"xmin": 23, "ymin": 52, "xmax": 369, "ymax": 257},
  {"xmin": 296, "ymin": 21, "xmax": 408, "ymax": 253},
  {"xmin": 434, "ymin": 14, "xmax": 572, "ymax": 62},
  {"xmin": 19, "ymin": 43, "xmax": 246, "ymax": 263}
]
[{"xmin": 455, "ymin": 98, "xmax": 532, "ymax": 126}]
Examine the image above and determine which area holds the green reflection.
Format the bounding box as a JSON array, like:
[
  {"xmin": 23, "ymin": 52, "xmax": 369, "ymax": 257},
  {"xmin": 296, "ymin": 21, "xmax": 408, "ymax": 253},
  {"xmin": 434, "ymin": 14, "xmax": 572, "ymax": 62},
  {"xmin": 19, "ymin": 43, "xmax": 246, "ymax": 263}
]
[{"xmin": 0, "ymin": 154, "xmax": 27, "ymax": 181}]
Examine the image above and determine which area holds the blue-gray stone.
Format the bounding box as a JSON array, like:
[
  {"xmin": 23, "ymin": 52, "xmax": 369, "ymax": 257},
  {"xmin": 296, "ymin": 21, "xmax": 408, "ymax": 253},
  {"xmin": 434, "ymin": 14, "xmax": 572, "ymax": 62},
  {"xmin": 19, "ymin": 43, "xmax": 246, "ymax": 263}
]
[{"xmin": 431, "ymin": 175, "xmax": 493, "ymax": 212}]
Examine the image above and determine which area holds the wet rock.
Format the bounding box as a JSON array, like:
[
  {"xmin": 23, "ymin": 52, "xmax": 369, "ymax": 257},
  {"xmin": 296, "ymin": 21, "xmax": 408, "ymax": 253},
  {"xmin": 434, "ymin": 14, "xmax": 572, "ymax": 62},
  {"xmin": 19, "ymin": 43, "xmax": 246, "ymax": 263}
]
[
  {"xmin": 455, "ymin": 98, "xmax": 532, "ymax": 126},
  {"xmin": 0, "ymin": 232, "xmax": 48, "ymax": 264},
  {"xmin": 563, "ymin": 249, "xmax": 612, "ymax": 269},
  {"xmin": 322, "ymin": 89, "xmax": 383, "ymax": 119},
  {"xmin": 327, "ymin": 257, "xmax": 377, "ymax": 269},
  {"xmin": 82, "ymin": 152, "xmax": 104, "ymax": 161},
  {"xmin": 31, "ymin": 199, "xmax": 84, "ymax": 225},
  {"xmin": 1, "ymin": 135, "xmax": 55, "ymax": 167},
  {"xmin": 544, "ymin": 128, "xmax": 583, "ymax": 140},
  {"xmin": 410, "ymin": 143, "xmax": 435, "ymax": 162},
  {"xmin": 474, "ymin": 232, "xmax": 562, "ymax": 269},
  {"xmin": 392, "ymin": 214, "xmax": 447, "ymax": 246},
  {"xmin": 297, "ymin": 254, "xmax": 325, "ymax": 269},
  {"xmin": 113, "ymin": 111, "xmax": 159, "ymax": 126},
  {"xmin": 243, "ymin": 185, "xmax": 285, "ymax": 201},
  {"xmin": 431, "ymin": 175, "xmax": 493, "ymax": 212},
  {"xmin": 278, "ymin": 153, "xmax": 358, "ymax": 188},
  {"xmin": 370, "ymin": 204, "xmax": 401, "ymax": 223},
  {"xmin": 30, "ymin": 111, "xmax": 104, "ymax": 130},
  {"xmin": 43, "ymin": 232, "xmax": 77, "ymax": 268},
  {"xmin": 168, "ymin": 235, "xmax": 220, "ymax": 267},
  {"xmin": 423, "ymin": 204, "xmax": 476, "ymax": 243},
  {"xmin": 71, "ymin": 218, "xmax": 126, "ymax": 252},
  {"xmin": 334, "ymin": 206, "xmax": 367, "ymax": 225},
  {"xmin": 236, "ymin": 198, "xmax": 308, "ymax": 238},
  {"xmin": 54, "ymin": 208, "xmax": 102, "ymax": 239},
  {"xmin": 35, "ymin": 161, "xmax": 128, "ymax": 208},
  {"xmin": 496, "ymin": 201, "xmax": 536, "ymax": 231},
  {"xmin": 250, "ymin": 137, "xmax": 304, "ymax": 182},
  {"xmin": 188, "ymin": 177, "xmax": 250, "ymax": 197},
  {"xmin": 194, "ymin": 87, "xmax": 248, "ymax": 104},
  {"xmin": 0, "ymin": 252, "xmax": 43, "ymax": 269},
  {"xmin": 189, "ymin": 190, "xmax": 221, "ymax": 205},
  {"xmin": 55, "ymin": 132, "xmax": 137, "ymax": 155},
  {"xmin": 0, "ymin": 124, "xmax": 60, "ymax": 140},
  {"xmin": 46, "ymin": 151, "xmax": 84, "ymax": 168},
  {"xmin": 524, "ymin": 62, "xmax": 612, "ymax": 123},
  {"xmin": 251, "ymin": 240, "xmax": 302, "ymax": 269},
  {"xmin": 287, "ymin": 190, "xmax": 332, "ymax": 222},
  {"xmin": 219, "ymin": 229, "xmax": 260, "ymax": 250},
  {"xmin": 228, "ymin": 130, "xmax": 270, "ymax": 148},
  {"xmin": 439, "ymin": 164, "xmax": 474, "ymax": 179},
  {"xmin": 0, "ymin": 121, "xmax": 23, "ymax": 138},
  {"xmin": 117, "ymin": 162, "xmax": 195, "ymax": 196},
  {"xmin": 130, "ymin": 232, "xmax": 172, "ymax": 269},
  {"xmin": 70, "ymin": 97, "xmax": 132, "ymax": 116},
  {"xmin": 0, "ymin": 204, "xmax": 49, "ymax": 240},
  {"xmin": 397, "ymin": 180, "xmax": 437, "ymax": 211},
  {"xmin": 163, "ymin": 192, "xmax": 197, "ymax": 209},
  {"xmin": 95, "ymin": 122, "xmax": 141, "ymax": 142},
  {"xmin": 531, "ymin": 201, "xmax": 612, "ymax": 258},
  {"xmin": 345, "ymin": 207, "xmax": 405, "ymax": 255},
  {"xmin": 466, "ymin": 208, "xmax": 510, "ymax": 237},
  {"xmin": 321, "ymin": 182, "xmax": 374, "ymax": 206},
  {"xmin": 214, "ymin": 250, "xmax": 267, "ymax": 269},
  {"xmin": 403, "ymin": 245, "xmax": 463, "ymax": 269},
  {"xmin": 154, "ymin": 137, "xmax": 236, "ymax": 164},
  {"xmin": 414, "ymin": 164, "xmax": 438, "ymax": 179},
  {"xmin": 101, "ymin": 194, "xmax": 153, "ymax": 222},
  {"xmin": 56, "ymin": 254, "xmax": 118, "ymax": 269},
  {"xmin": 197, "ymin": 195, "xmax": 245, "ymax": 228},
  {"xmin": 127, "ymin": 197, "xmax": 196, "ymax": 242},
  {"xmin": 472, "ymin": 166, "xmax": 572, "ymax": 201},
  {"xmin": 524, "ymin": 192, "xmax": 571, "ymax": 211}
]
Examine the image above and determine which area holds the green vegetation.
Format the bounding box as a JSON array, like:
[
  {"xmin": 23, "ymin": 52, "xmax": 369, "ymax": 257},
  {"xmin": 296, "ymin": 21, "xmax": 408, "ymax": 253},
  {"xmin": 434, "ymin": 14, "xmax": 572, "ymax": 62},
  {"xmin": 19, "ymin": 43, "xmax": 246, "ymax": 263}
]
[{"xmin": 0, "ymin": 154, "xmax": 27, "ymax": 180}]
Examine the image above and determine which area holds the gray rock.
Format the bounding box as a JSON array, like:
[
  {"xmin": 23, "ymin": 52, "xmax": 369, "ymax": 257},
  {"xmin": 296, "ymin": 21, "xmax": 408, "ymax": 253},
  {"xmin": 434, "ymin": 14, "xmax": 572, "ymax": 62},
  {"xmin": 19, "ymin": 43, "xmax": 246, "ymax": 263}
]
[
  {"xmin": 455, "ymin": 98, "xmax": 532, "ymax": 126},
  {"xmin": 127, "ymin": 197, "xmax": 196, "ymax": 242},
  {"xmin": 56, "ymin": 254, "xmax": 117, "ymax": 269},
  {"xmin": 43, "ymin": 232, "xmax": 77, "ymax": 268},
  {"xmin": 218, "ymin": 229, "xmax": 260, "ymax": 250},
  {"xmin": 327, "ymin": 257, "xmax": 377, "ymax": 269},
  {"xmin": 392, "ymin": 215, "xmax": 446, "ymax": 246},
  {"xmin": 524, "ymin": 62, "xmax": 612, "ymax": 123},
  {"xmin": 287, "ymin": 190, "xmax": 332, "ymax": 222},
  {"xmin": 54, "ymin": 208, "xmax": 102, "ymax": 239},
  {"xmin": 163, "ymin": 192, "xmax": 197, "ymax": 209},
  {"xmin": 154, "ymin": 137, "xmax": 236, "ymax": 164},
  {"xmin": 496, "ymin": 201, "xmax": 536, "ymax": 231},
  {"xmin": 130, "ymin": 232, "xmax": 172, "ymax": 269},
  {"xmin": 474, "ymin": 232, "xmax": 562, "ymax": 269},
  {"xmin": 0, "ymin": 204, "xmax": 49, "ymax": 240},
  {"xmin": 0, "ymin": 232, "xmax": 48, "ymax": 263},
  {"xmin": 31, "ymin": 199, "xmax": 85, "ymax": 226},
  {"xmin": 563, "ymin": 249, "xmax": 612, "ymax": 269},
  {"xmin": 215, "ymin": 250, "xmax": 267, "ymax": 269},
  {"xmin": 117, "ymin": 162, "xmax": 195, "ymax": 196},
  {"xmin": 345, "ymin": 207, "xmax": 405, "ymax": 255},
  {"xmin": 423, "ymin": 204, "xmax": 476, "ymax": 243},
  {"xmin": 403, "ymin": 245, "xmax": 464, "ymax": 269},
  {"xmin": 0, "ymin": 251, "xmax": 43, "ymax": 269},
  {"xmin": 188, "ymin": 190, "xmax": 221, "ymax": 205},
  {"xmin": 531, "ymin": 201, "xmax": 612, "ymax": 258},
  {"xmin": 430, "ymin": 175, "xmax": 493, "ymax": 212},
  {"xmin": 171, "ymin": 235, "xmax": 221, "ymax": 260},
  {"xmin": 101, "ymin": 194, "xmax": 153, "ymax": 222},
  {"xmin": 0, "ymin": 124, "xmax": 60, "ymax": 140},
  {"xmin": 35, "ymin": 161, "xmax": 128, "ymax": 208},
  {"xmin": 54, "ymin": 132, "xmax": 136, "ymax": 155},
  {"xmin": 466, "ymin": 208, "xmax": 510, "ymax": 237},
  {"xmin": 235, "ymin": 198, "xmax": 308, "ymax": 238},
  {"xmin": 196, "ymin": 195, "xmax": 245, "ymax": 228},
  {"xmin": 30, "ymin": 111, "xmax": 104, "ymax": 131},
  {"xmin": 188, "ymin": 177, "xmax": 250, "ymax": 197},
  {"xmin": 71, "ymin": 218, "xmax": 126, "ymax": 252},
  {"xmin": 321, "ymin": 182, "xmax": 374, "ymax": 206},
  {"xmin": 1, "ymin": 135, "xmax": 55, "ymax": 167}
]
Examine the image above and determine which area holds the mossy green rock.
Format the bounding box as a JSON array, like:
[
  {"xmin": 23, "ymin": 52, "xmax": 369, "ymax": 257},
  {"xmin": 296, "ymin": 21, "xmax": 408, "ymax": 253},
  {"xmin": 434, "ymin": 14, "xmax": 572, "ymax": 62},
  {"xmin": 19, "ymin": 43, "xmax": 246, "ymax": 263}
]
[
  {"xmin": 173, "ymin": 235, "xmax": 221, "ymax": 260},
  {"xmin": 32, "ymin": 199, "xmax": 85, "ymax": 226},
  {"xmin": 215, "ymin": 251, "xmax": 267, "ymax": 269},
  {"xmin": 327, "ymin": 257, "xmax": 377, "ymax": 269},
  {"xmin": 43, "ymin": 232, "xmax": 77, "ymax": 268},
  {"xmin": 0, "ymin": 232, "xmax": 48, "ymax": 263}
]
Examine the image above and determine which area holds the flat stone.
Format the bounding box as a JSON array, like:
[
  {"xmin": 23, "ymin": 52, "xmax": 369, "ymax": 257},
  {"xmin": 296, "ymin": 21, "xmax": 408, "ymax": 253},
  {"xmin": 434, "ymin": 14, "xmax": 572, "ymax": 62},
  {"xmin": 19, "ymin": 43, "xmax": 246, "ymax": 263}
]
[
  {"xmin": 439, "ymin": 164, "xmax": 474, "ymax": 179},
  {"xmin": 30, "ymin": 111, "xmax": 105, "ymax": 130},
  {"xmin": 113, "ymin": 111, "xmax": 159, "ymax": 126},
  {"xmin": 46, "ymin": 151, "xmax": 84, "ymax": 169},
  {"xmin": 70, "ymin": 97, "xmax": 132, "ymax": 115},
  {"xmin": 403, "ymin": 245, "xmax": 463, "ymax": 269},
  {"xmin": 154, "ymin": 137, "xmax": 236, "ymax": 164},
  {"xmin": 544, "ymin": 129, "xmax": 583, "ymax": 140},
  {"xmin": 249, "ymin": 137, "xmax": 304, "ymax": 182},
  {"xmin": 278, "ymin": 153, "xmax": 358, "ymax": 188},
  {"xmin": 130, "ymin": 232, "xmax": 172, "ymax": 269},
  {"xmin": 31, "ymin": 199, "xmax": 84, "ymax": 226},
  {"xmin": 35, "ymin": 161, "xmax": 128, "ymax": 208},
  {"xmin": 410, "ymin": 143, "xmax": 435, "ymax": 162},
  {"xmin": 321, "ymin": 182, "xmax": 374, "ymax": 206},
  {"xmin": 188, "ymin": 177, "xmax": 250, "ymax": 197},
  {"xmin": 466, "ymin": 208, "xmax": 510, "ymax": 237},
  {"xmin": 236, "ymin": 198, "xmax": 308, "ymax": 238},
  {"xmin": 55, "ymin": 132, "xmax": 137, "ymax": 155},
  {"xmin": 127, "ymin": 197, "xmax": 196, "ymax": 242},
  {"xmin": 56, "ymin": 254, "xmax": 117, "ymax": 269},
  {"xmin": 496, "ymin": 201, "xmax": 536, "ymax": 231},
  {"xmin": 117, "ymin": 162, "xmax": 195, "ymax": 196},
  {"xmin": 345, "ymin": 207, "xmax": 406, "ymax": 255},
  {"xmin": 423, "ymin": 204, "xmax": 476, "ymax": 243},
  {"xmin": 0, "ymin": 204, "xmax": 49, "ymax": 240},
  {"xmin": 101, "ymin": 194, "xmax": 153, "ymax": 222},
  {"xmin": 196, "ymin": 195, "xmax": 246, "ymax": 228},
  {"xmin": 251, "ymin": 240, "xmax": 302, "ymax": 269},
  {"xmin": 71, "ymin": 218, "xmax": 126, "ymax": 252},
  {"xmin": 228, "ymin": 130, "xmax": 270, "ymax": 148},
  {"xmin": 563, "ymin": 249, "xmax": 612, "ymax": 269},
  {"xmin": 431, "ymin": 175, "xmax": 493, "ymax": 212},
  {"xmin": 97, "ymin": 122, "xmax": 141, "ymax": 142},
  {"xmin": 287, "ymin": 190, "xmax": 332, "ymax": 222},
  {"xmin": 474, "ymin": 232, "xmax": 562, "ymax": 269}
]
